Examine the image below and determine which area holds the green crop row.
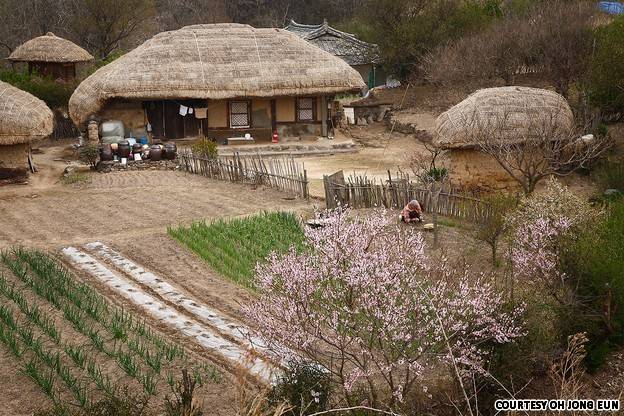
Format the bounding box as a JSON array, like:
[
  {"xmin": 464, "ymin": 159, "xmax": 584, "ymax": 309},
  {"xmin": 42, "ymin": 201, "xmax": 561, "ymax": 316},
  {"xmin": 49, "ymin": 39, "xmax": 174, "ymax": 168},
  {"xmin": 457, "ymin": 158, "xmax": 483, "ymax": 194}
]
[
  {"xmin": 169, "ymin": 211, "xmax": 305, "ymax": 288},
  {"xmin": 0, "ymin": 248, "xmax": 221, "ymax": 408}
]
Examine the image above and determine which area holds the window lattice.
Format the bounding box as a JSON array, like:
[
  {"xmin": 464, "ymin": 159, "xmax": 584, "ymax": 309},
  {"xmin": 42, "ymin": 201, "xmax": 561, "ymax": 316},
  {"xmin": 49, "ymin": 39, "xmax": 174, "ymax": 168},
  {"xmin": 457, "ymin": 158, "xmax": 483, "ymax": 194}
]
[
  {"xmin": 230, "ymin": 101, "xmax": 250, "ymax": 127},
  {"xmin": 297, "ymin": 98, "xmax": 314, "ymax": 121}
]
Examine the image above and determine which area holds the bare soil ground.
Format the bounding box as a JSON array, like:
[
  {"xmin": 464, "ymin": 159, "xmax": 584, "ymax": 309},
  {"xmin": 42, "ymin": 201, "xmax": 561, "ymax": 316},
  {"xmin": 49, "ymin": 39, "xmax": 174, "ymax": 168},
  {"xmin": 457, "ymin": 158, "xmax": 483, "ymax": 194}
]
[
  {"xmin": 300, "ymin": 124, "xmax": 430, "ymax": 197},
  {"xmin": 0, "ymin": 347, "xmax": 49, "ymax": 415},
  {"xmin": 0, "ymin": 162, "xmax": 312, "ymax": 250},
  {"xmin": 0, "ymin": 143, "xmax": 313, "ymax": 414}
]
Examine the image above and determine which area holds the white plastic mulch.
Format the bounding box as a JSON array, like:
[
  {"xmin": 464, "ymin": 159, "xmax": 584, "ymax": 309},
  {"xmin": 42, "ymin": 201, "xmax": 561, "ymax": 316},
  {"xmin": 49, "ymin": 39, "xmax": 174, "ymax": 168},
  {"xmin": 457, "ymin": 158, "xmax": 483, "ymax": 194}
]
[{"xmin": 61, "ymin": 246, "xmax": 274, "ymax": 381}]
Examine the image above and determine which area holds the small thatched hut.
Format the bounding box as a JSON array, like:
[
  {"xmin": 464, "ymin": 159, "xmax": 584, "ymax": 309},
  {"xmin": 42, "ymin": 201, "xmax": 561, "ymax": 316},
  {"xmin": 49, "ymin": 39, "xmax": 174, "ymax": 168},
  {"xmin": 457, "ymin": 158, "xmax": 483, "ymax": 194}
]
[
  {"xmin": 0, "ymin": 81, "xmax": 54, "ymax": 181},
  {"xmin": 433, "ymin": 86, "xmax": 575, "ymax": 190},
  {"xmin": 7, "ymin": 32, "xmax": 94, "ymax": 81},
  {"xmin": 69, "ymin": 23, "xmax": 365, "ymax": 142}
]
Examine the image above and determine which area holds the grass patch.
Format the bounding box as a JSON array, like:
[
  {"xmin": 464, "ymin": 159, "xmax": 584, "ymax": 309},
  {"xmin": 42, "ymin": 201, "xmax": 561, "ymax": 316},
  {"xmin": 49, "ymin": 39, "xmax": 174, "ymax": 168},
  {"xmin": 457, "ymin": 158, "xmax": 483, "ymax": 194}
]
[
  {"xmin": 168, "ymin": 211, "xmax": 305, "ymax": 289},
  {"xmin": 61, "ymin": 173, "xmax": 91, "ymax": 186}
]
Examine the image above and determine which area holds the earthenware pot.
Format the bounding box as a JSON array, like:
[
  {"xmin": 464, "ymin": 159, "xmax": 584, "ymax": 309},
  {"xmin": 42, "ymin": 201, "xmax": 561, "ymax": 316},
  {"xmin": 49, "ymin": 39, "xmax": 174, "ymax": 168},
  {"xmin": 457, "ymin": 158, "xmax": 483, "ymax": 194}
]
[{"xmin": 149, "ymin": 145, "xmax": 162, "ymax": 161}]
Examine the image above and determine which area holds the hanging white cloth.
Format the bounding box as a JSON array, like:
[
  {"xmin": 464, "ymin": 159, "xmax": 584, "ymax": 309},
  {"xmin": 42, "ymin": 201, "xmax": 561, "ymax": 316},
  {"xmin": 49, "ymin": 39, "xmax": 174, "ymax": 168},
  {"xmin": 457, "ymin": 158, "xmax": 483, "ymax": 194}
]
[
  {"xmin": 179, "ymin": 105, "xmax": 188, "ymax": 116},
  {"xmin": 188, "ymin": 107, "xmax": 194, "ymax": 114}
]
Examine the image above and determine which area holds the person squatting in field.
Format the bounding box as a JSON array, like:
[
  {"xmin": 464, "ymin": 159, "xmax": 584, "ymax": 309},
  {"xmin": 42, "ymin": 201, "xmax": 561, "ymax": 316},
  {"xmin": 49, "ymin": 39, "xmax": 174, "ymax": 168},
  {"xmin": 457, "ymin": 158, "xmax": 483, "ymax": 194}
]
[{"xmin": 400, "ymin": 199, "xmax": 423, "ymax": 223}]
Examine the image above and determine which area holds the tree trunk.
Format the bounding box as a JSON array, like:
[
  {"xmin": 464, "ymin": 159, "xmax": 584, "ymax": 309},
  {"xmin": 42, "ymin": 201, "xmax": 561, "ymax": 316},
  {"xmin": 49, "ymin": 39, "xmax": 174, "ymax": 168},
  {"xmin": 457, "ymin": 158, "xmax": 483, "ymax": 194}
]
[{"xmin": 491, "ymin": 240, "xmax": 498, "ymax": 266}]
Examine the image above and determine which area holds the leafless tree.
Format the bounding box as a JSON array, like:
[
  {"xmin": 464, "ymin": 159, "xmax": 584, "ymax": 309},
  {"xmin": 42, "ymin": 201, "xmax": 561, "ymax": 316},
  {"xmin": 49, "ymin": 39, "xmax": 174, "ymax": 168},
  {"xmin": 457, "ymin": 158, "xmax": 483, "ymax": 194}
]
[
  {"xmin": 155, "ymin": 0, "xmax": 229, "ymax": 31},
  {"xmin": 531, "ymin": 0, "xmax": 596, "ymax": 99},
  {"xmin": 423, "ymin": 13, "xmax": 533, "ymax": 88},
  {"xmin": 0, "ymin": 0, "xmax": 72, "ymax": 56},
  {"xmin": 424, "ymin": 0, "xmax": 595, "ymax": 98},
  {"xmin": 69, "ymin": 0, "xmax": 158, "ymax": 59},
  {"xmin": 409, "ymin": 143, "xmax": 449, "ymax": 248},
  {"xmin": 464, "ymin": 109, "xmax": 612, "ymax": 195}
]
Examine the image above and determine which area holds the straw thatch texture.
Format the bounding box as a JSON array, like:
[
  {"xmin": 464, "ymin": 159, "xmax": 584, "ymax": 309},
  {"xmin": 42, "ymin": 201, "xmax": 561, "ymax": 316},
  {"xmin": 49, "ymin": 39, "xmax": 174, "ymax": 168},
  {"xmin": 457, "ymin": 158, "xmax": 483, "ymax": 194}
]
[
  {"xmin": 69, "ymin": 23, "xmax": 366, "ymax": 126},
  {"xmin": 434, "ymin": 86, "xmax": 574, "ymax": 149},
  {"xmin": 8, "ymin": 32, "xmax": 94, "ymax": 63},
  {"xmin": 0, "ymin": 81, "xmax": 54, "ymax": 145}
]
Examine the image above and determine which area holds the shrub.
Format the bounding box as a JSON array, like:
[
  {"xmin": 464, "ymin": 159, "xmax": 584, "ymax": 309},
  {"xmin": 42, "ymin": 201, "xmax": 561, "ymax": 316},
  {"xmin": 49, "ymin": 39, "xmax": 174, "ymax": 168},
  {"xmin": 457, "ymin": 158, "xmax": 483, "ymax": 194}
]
[
  {"xmin": 425, "ymin": 0, "xmax": 594, "ymax": 97},
  {"xmin": 561, "ymin": 200, "xmax": 624, "ymax": 370},
  {"xmin": 190, "ymin": 138, "xmax": 218, "ymax": 159},
  {"xmin": 78, "ymin": 144, "xmax": 99, "ymax": 170},
  {"xmin": 474, "ymin": 192, "xmax": 517, "ymax": 265},
  {"xmin": 593, "ymin": 158, "xmax": 624, "ymax": 192},
  {"xmin": 0, "ymin": 69, "xmax": 75, "ymax": 109},
  {"xmin": 164, "ymin": 369, "xmax": 202, "ymax": 416},
  {"xmin": 588, "ymin": 15, "xmax": 624, "ymax": 114},
  {"xmin": 506, "ymin": 178, "xmax": 591, "ymax": 233},
  {"xmin": 268, "ymin": 361, "xmax": 331, "ymax": 415},
  {"xmin": 506, "ymin": 179, "xmax": 598, "ymax": 303}
]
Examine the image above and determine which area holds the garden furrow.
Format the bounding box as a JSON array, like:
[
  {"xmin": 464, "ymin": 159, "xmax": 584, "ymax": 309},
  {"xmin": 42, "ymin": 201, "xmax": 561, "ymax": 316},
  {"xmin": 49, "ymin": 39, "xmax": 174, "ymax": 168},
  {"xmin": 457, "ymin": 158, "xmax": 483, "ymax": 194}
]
[
  {"xmin": 61, "ymin": 246, "xmax": 274, "ymax": 382},
  {"xmin": 82, "ymin": 242, "xmax": 269, "ymax": 352}
]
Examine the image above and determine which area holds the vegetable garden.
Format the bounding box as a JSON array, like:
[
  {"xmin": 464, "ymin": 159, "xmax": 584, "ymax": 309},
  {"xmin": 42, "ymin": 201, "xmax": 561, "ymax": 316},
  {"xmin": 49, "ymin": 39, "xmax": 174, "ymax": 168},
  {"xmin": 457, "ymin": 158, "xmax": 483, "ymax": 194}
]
[
  {"xmin": 168, "ymin": 211, "xmax": 305, "ymax": 289},
  {"xmin": 0, "ymin": 248, "xmax": 220, "ymax": 412}
]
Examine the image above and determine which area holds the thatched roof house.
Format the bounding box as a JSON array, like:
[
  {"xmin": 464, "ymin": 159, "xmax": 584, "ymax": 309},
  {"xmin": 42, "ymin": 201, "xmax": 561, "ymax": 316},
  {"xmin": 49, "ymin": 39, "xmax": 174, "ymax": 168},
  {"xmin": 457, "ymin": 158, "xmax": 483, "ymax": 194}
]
[
  {"xmin": 0, "ymin": 81, "xmax": 53, "ymax": 181},
  {"xmin": 285, "ymin": 19, "xmax": 385, "ymax": 88},
  {"xmin": 69, "ymin": 23, "xmax": 365, "ymax": 142},
  {"xmin": 433, "ymin": 86, "xmax": 575, "ymax": 190},
  {"xmin": 8, "ymin": 32, "xmax": 94, "ymax": 81}
]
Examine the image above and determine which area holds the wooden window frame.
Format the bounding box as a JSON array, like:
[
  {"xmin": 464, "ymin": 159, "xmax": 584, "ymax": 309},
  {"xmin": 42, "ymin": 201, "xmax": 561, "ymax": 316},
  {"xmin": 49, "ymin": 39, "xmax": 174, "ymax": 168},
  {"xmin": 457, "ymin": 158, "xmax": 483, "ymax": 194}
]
[
  {"xmin": 296, "ymin": 97, "xmax": 316, "ymax": 122},
  {"xmin": 228, "ymin": 100, "xmax": 252, "ymax": 129}
]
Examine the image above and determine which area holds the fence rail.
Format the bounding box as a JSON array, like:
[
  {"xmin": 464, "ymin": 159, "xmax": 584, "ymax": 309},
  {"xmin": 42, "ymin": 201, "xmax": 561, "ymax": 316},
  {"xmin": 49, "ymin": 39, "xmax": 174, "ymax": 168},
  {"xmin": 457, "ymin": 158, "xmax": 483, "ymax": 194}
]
[
  {"xmin": 323, "ymin": 171, "xmax": 491, "ymax": 221},
  {"xmin": 178, "ymin": 151, "xmax": 309, "ymax": 198}
]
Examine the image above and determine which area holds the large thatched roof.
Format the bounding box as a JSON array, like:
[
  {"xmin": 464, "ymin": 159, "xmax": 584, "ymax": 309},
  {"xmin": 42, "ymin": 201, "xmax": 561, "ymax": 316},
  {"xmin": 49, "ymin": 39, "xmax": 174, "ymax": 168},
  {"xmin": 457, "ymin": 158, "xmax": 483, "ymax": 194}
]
[
  {"xmin": 69, "ymin": 23, "xmax": 366, "ymax": 126},
  {"xmin": 8, "ymin": 32, "xmax": 94, "ymax": 63},
  {"xmin": 0, "ymin": 81, "xmax": 54, "ymax": 145},
  {"xmin": 434, "ymin": 87, "xmax": 575, "ymax": 149}
]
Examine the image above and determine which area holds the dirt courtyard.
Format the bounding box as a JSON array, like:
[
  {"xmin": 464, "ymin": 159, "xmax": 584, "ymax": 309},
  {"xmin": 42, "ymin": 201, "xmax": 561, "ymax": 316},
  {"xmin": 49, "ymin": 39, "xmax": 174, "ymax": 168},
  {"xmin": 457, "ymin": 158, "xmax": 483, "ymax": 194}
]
[{"xmin": 300, "ymin": 123, "xmax": 431, "ymax": 197}]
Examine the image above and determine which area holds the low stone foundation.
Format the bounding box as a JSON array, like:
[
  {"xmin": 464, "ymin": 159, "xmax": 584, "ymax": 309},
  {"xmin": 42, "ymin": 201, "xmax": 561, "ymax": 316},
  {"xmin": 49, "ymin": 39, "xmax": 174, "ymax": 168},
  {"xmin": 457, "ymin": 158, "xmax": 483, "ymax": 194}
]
[{"xmin": 96, "ymin": 159, "xmax": 179, "ymax": 173}]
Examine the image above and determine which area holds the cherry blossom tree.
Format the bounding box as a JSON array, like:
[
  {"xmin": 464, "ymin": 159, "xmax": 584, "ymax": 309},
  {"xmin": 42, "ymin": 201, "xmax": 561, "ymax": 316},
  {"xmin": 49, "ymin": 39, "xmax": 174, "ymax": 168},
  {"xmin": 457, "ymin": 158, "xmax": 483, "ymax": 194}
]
[
  {"xmin": 244, "ymin": 209, "xmax": 525, "ymax": 413},
  {"xmin": 506, "ymin": 179, "xmax": 598, "ymax": 301}
]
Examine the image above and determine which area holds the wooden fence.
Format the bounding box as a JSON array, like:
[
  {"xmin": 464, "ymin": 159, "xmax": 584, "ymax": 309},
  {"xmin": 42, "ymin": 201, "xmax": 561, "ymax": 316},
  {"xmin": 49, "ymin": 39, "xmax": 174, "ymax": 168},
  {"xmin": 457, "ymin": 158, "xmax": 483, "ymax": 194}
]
[
  {"xmin": 323, "ymin": 171, "xmax": 492, "ymax": 221},
  {"xmin": 178, "ymin": 151, "xmax": 309, "ymax": 198}
]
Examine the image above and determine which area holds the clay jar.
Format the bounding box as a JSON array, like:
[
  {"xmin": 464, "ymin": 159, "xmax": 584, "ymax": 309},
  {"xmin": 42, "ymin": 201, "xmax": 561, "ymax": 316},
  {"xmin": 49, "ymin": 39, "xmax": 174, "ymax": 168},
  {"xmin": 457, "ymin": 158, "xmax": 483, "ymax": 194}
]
[
  {"xmin": 164, "ymin": 143, "xmax": 177, "ymax": 160},
  {"xmin": 117, "ymin": 140, "xmax": 130, "ymax": 158},
  {"xmin": 99, "ymin": 144, "xmax": 113, "ymax": 161},
  {"xmin": 149, "ymin": 145, "xmax": 162, "ymax": 161}
]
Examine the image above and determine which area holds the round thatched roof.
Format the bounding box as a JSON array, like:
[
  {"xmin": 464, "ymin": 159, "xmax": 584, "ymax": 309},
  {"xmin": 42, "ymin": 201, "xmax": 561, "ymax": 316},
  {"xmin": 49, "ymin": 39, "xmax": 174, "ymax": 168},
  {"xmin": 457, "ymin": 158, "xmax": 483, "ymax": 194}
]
[
  {"xmin": 434, "ymin": 87, "xmax": 575, "ymax": 149},
  {"xmin": 0, "ymin": 81, "xmax": 54, "ymax": 145},
  {"xmin": 69, "ymin": 23, "xmax": 366, "ymax": 126},
  {"xmin": 8, "ymin": 32, "xmax": 94, "ymax": 63}
]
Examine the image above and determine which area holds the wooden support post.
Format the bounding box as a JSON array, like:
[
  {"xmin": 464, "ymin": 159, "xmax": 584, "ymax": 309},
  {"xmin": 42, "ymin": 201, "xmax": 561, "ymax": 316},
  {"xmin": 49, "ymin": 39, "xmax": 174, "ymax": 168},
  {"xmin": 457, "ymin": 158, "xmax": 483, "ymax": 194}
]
[{"xmin": 320, "ymin": 95, "xmax": 328, "ymax": 137}]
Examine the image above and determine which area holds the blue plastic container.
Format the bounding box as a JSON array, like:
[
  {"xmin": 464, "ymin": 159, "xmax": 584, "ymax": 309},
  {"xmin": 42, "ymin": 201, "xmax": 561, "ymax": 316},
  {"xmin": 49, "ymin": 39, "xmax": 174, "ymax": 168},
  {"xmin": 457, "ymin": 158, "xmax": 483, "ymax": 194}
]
[
  {"xmin": 140, "ymin": 136, "xmax": 148, "ymax": 145},
  {"xmin": 599, "ymin": 1, "xmax": 624, "ymax": 14}
]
